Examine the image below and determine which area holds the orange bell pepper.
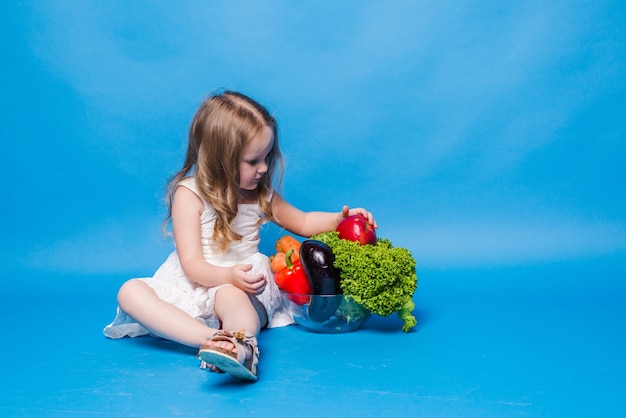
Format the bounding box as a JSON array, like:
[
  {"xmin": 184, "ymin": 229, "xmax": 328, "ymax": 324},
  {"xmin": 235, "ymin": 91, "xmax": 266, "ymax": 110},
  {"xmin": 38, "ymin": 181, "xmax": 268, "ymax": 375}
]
[{"xmin": 275, "ymin": 235, "xmax": 301, "ymax": 262}]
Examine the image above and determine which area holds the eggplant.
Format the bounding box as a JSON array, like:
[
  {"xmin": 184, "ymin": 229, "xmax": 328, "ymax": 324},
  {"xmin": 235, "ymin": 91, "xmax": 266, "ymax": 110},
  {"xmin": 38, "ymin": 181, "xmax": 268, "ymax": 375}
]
[{"xmin": 299, "ymin": 240, "xmax": 342, "ymax": 322}]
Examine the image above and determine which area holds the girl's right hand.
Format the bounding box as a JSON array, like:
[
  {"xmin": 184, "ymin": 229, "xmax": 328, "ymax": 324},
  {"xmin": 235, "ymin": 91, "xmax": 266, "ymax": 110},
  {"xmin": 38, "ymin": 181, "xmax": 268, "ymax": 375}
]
[{"xmin": 229, "ymin": 264, "xmax": 267, "ymax": 295}]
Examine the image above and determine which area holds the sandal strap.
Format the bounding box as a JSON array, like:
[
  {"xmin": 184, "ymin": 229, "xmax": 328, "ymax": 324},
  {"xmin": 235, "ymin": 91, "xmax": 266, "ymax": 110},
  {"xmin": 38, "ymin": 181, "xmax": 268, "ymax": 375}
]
[{"xmin": 199, "ymin": 329, "xmax": 260, "ymax": 371}]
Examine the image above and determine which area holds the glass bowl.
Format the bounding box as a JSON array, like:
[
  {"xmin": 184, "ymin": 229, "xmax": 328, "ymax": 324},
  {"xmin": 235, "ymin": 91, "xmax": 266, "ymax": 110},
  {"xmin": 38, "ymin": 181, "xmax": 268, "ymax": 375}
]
[{"xmin": 281, "ymin": 292, "xmax": 371, "ymax": 333}]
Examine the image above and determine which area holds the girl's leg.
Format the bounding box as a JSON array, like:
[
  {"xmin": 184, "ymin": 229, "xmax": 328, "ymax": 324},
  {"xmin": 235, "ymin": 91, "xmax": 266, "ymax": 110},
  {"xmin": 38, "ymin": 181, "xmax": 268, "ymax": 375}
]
[
  {"xmin": 203, "ymin": 285, "xmax": 267, "ymax": 353},
  {"xmin": 198, "ymin": 286, "xmax": 267, "ymax": 377},
  {"xmin": 116, "ymin": 279, "xmax": 217, "ymax": 347},
  {"xmin": 214, "ymin": 285, "xmax": 267, "ymax": 336}
]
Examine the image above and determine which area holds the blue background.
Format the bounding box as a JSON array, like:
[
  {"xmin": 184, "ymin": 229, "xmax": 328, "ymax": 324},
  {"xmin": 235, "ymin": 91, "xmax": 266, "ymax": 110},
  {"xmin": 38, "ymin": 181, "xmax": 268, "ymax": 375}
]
[{"xmin": 2, "ymin": 1, "xmax": 625, "ymax": 417}]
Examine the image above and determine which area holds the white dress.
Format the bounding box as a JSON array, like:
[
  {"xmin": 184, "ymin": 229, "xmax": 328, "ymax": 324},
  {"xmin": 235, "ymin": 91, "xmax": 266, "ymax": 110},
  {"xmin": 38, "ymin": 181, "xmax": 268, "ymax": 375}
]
[{"xmin": 103, "ymin": 177, "xmax": 293, "ymax": 339}]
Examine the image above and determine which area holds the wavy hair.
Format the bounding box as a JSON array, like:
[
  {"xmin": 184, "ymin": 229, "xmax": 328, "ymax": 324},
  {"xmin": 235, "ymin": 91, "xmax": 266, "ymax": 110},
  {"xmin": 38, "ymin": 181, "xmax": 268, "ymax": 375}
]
[{"xmin": 164, "ymin": 91, "xmax": 283, "ymax": 252}]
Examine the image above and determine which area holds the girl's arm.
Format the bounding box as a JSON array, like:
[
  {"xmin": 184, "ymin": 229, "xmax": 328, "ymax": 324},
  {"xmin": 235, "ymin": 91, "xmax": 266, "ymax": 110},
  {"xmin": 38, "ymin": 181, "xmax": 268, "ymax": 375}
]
[
  {"xmin": 270, "ymin": 192, "xmax": 377, "ymax": 237},
  {"xmin": 171, "ymin": 186, "xmax": 267, "ymax": 294}
]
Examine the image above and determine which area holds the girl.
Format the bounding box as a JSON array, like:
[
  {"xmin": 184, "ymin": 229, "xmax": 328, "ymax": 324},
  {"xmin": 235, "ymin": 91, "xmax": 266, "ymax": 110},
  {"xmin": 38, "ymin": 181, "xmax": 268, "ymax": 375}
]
[{"xmin": 103, "ymin": 90, "xmax": 377, "ymax": 382}]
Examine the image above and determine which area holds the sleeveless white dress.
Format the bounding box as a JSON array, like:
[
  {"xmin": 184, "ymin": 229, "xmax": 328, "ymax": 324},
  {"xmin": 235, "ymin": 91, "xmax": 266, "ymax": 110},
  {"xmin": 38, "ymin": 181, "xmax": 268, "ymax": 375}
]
[{"xmin": 103, "ymin": 177, "xmax": 293, "ymax": 339}]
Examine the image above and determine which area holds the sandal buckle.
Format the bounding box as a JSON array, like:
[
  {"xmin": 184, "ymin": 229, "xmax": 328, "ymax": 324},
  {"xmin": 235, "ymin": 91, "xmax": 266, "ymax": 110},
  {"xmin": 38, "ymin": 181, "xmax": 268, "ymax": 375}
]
[{"xmin": 233, "ymin": 329, "xmax": 247, "ymax": 342}]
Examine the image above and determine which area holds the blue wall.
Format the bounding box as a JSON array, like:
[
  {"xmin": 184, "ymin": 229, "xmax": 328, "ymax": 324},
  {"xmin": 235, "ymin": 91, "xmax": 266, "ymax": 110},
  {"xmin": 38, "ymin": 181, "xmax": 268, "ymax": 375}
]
[{"xmin": 3, "ymin": 1, "xmax": 625, "ymax": 279}]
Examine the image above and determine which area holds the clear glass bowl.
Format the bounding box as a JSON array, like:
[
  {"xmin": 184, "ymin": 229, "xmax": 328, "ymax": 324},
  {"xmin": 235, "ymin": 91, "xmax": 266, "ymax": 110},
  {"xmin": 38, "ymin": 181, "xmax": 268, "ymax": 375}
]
[{"xmin": 281, "ymin": 292, "xmax": 371, "ymax": 333}]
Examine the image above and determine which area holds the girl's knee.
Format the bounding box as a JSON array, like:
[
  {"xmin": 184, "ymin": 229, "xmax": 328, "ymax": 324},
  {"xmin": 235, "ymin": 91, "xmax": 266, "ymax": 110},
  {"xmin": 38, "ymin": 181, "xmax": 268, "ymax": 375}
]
[
  {"xmin": 214, "ymin": 285, "xmax": 254, "ymax": 313},
  {"xmin": 214, "ymin": 284, "xmax": 246, "ymax": 300},
  {"xmin": 117, "ymin": 279, "xmax": 148, "ymax": 309}
]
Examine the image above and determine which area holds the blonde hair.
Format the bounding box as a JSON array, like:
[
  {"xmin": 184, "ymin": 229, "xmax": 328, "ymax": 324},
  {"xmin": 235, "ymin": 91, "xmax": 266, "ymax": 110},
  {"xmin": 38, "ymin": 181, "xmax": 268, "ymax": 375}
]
[{"xmin": 165, "ymin": 91, "xmax": 283, "ymax": 252}]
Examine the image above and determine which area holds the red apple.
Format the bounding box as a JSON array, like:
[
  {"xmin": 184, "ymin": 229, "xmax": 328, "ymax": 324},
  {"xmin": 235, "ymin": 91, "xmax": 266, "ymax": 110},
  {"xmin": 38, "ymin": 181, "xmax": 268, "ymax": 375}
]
[{"xmin": 336, "ymin": 214, "xmax": 377, "ymax": 245}]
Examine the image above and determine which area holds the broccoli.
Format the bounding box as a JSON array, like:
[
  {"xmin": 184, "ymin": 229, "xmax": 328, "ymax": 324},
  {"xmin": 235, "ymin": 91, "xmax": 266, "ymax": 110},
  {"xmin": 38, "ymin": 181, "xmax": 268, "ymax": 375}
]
[{"xmin": 312, "ymin": 232, "xmax": 418, "ymax": 332}]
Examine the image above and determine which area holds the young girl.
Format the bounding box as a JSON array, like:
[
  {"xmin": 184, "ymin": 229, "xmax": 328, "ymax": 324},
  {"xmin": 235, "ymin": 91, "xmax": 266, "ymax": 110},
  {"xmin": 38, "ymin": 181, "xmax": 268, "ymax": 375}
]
[{"xmin": 103, "ymin": 90, "xmax": 377, "ymax": 382}]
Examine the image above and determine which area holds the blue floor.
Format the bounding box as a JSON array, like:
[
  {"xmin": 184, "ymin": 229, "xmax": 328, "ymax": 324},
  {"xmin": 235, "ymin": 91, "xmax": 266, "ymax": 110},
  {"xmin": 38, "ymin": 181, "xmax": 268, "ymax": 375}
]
[
  {"xmin": 4, "ymin": 1, "xmax": 626, "ymax": 417},
  {"xmin": 2, "ymin": 256, "xmax": 624, "ymax": 417}
]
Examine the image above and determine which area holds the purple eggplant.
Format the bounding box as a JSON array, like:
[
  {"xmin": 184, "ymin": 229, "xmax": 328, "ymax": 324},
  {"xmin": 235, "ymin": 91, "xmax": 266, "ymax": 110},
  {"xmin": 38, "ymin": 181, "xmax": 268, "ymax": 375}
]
[{"xmin": 299, "ymin": 240, "xmax": 342, "ymax": 322}]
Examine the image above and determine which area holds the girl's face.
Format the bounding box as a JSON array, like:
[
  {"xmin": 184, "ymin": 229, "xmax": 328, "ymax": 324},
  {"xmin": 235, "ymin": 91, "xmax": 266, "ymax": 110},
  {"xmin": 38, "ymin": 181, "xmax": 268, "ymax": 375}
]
[{"xmin": 239, "ymin": 125, "xmax": 274, "ymax": 191}]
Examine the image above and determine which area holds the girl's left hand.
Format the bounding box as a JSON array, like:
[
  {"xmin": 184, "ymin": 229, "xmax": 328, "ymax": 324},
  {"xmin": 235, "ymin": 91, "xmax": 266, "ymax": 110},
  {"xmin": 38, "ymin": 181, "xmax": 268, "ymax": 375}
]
[
  {"xmin": 338, "ymin": 205, "xmax": 377, "ymax": 229},
  {"xmin": 230, "ymin": 264, "xmax": 267, "ymax": 295}
]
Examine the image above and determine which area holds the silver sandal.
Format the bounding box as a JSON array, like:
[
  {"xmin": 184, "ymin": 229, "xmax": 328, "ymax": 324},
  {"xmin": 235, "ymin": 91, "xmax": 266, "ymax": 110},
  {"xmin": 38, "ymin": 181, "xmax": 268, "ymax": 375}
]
[{"xmin": 197, "ymin": 329, "xmax": 260, "ymax": 381}]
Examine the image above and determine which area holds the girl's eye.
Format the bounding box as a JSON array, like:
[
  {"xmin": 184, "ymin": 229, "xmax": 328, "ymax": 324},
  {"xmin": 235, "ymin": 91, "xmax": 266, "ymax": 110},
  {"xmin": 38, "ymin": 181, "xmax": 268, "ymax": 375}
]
[{"xmin": 246, "ymin": 156, "xmax": 268, "ymax": 166}]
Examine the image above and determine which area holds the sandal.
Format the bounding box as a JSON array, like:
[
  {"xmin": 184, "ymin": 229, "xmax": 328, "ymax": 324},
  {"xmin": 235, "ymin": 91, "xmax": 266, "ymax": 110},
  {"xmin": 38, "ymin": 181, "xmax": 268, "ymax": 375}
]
[{"xmin": 197, "ymin": 329, "xmax": 260, "ymax": 381}]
